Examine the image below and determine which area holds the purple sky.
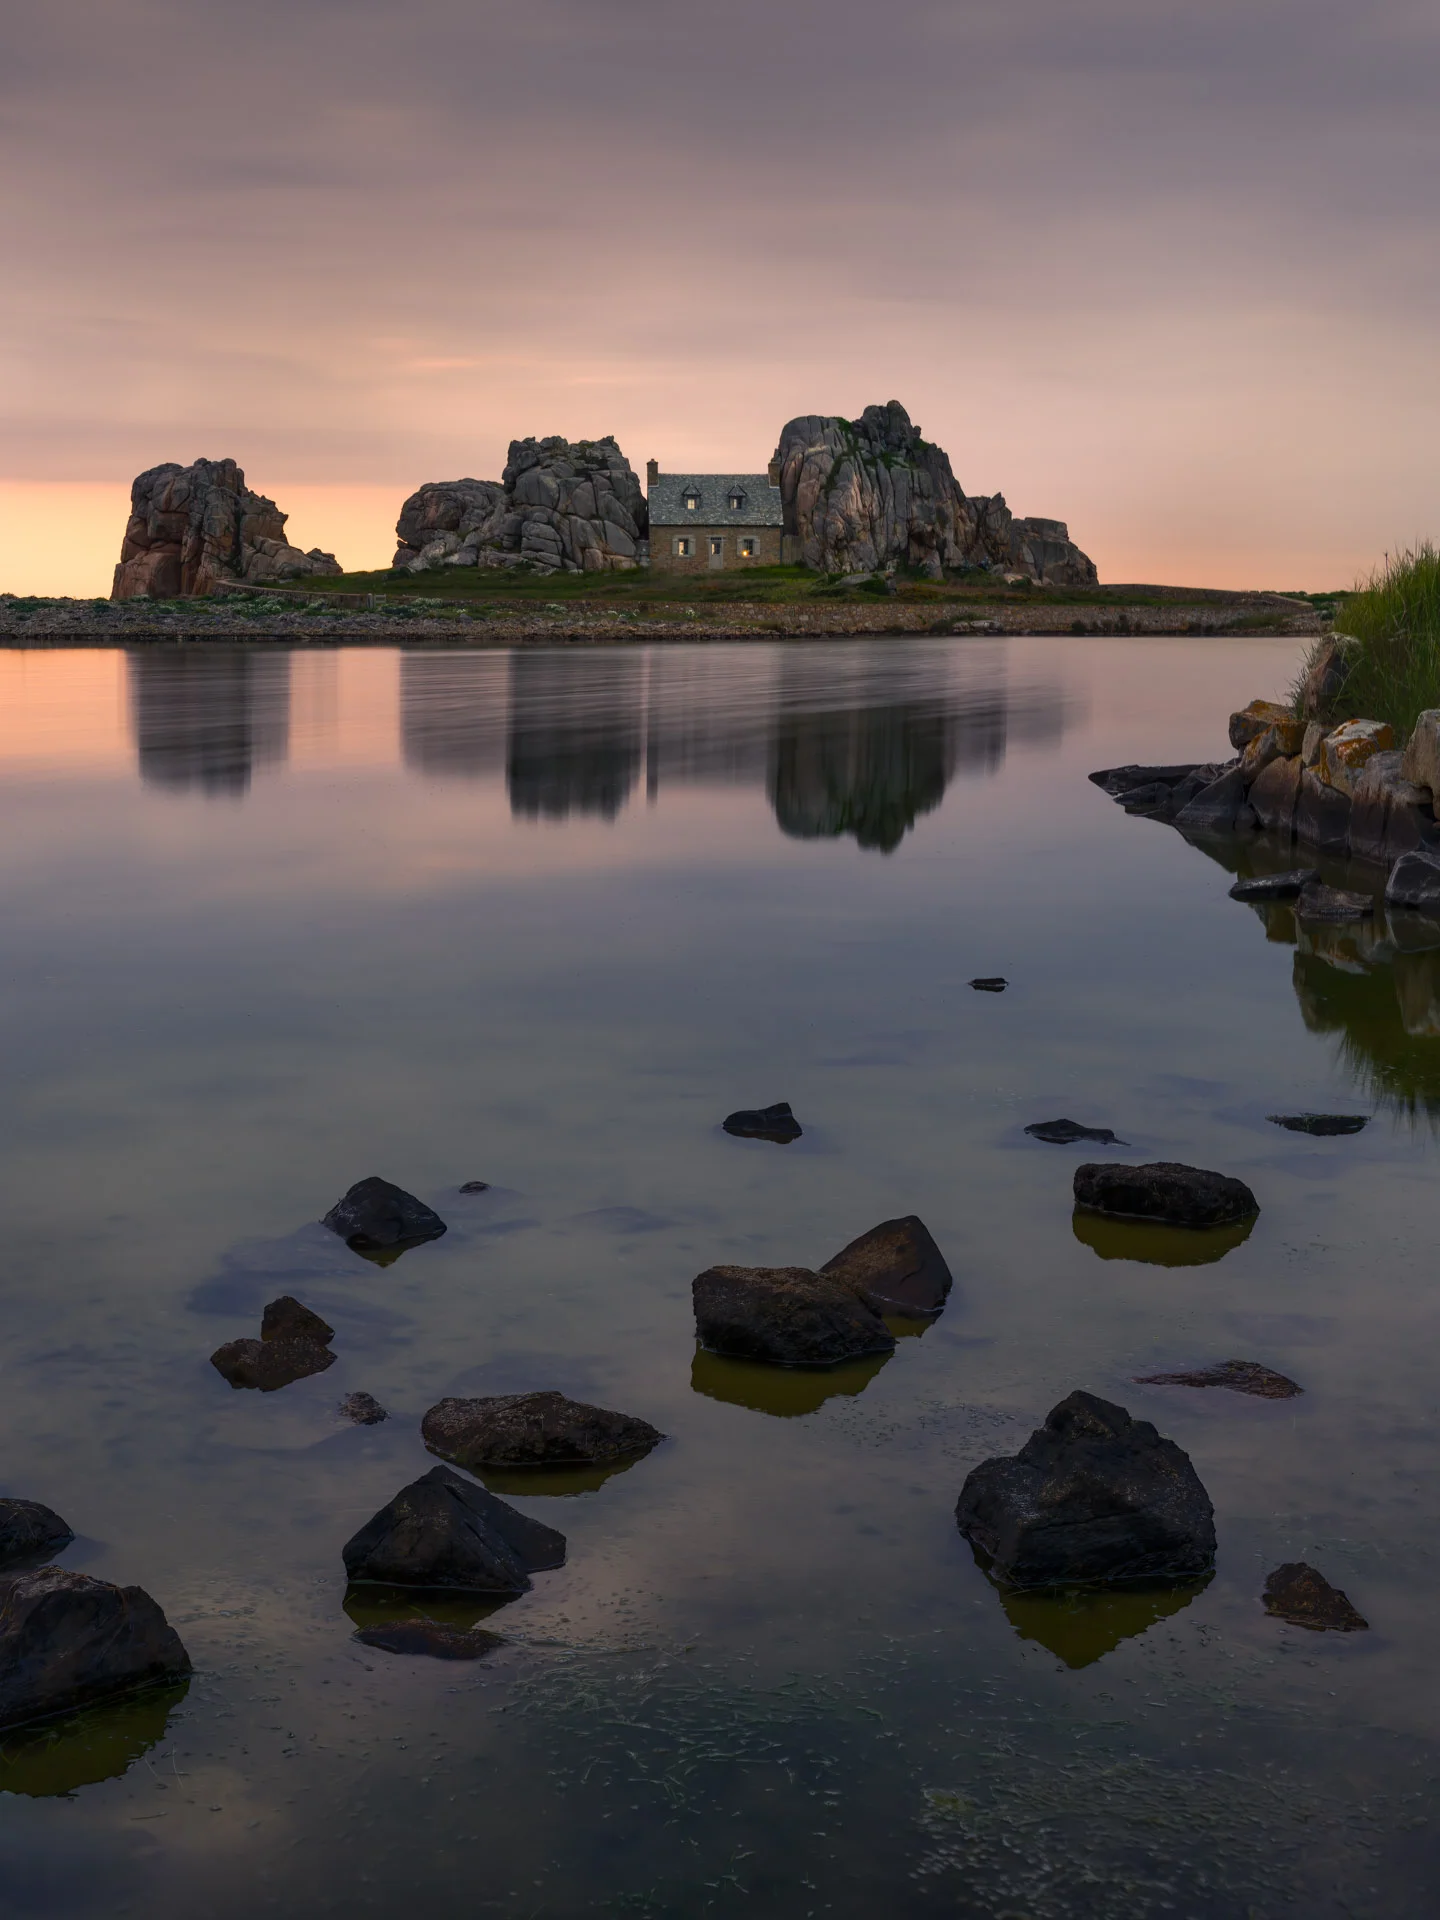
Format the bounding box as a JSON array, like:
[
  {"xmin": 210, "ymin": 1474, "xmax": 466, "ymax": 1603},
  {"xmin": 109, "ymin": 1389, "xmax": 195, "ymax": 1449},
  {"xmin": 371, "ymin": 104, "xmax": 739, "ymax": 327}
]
[{"xmin": 4, "ymin": 0, "xmax": 1438, "ymax": 587}]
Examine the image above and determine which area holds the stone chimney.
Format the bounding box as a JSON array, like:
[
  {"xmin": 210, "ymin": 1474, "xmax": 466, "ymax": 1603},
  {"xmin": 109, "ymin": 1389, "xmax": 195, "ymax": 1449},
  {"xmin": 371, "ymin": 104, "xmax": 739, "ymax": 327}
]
[
  {"xmin": 767, "ymin": 457, "xmax": 781, "ymax": 486},
  {"xmin": 646, "ymin": 458, "xmax": 659, "ymax": 487}
]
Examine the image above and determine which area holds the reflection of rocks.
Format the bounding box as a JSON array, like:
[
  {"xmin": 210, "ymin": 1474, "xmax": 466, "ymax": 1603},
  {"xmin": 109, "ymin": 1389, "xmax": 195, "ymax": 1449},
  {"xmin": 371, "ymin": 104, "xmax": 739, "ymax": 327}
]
[
  {"xmin": 0, "ymin": 1568, "xmax": 192, "ymax": 1733},
  {"xmin": 1072, "ymin": 1211, "xmax": 1255, "ymax": 1266},
  {"xmin": 507, "ymin": 651, "xmax": 642, "ymax": 821},
  {"xmin": 322, "ymin": 1177, "xmax": 448, "ymax": 1259},
  {"xmin": 1135, "ymin": 1360, "xmax": 1301, "ymax": 1399},
  {"xmin": 421, "ymin": 1392, "xmax": 663, "ymax": 1472},
  {"xmin": 354, "ymin": 1620, "xmax": 503, "ymax": 1660},
  {"xmin": 0, "ymin": 1500, "xmax": 74, "ymax": 1569},
  {"xmin": 1074, "ymin": 1161, "xmax": 1258, "ymax": 1230},
  {"xmin": 343, "ymin": 1466, "xmax": 565, "ymax": 1595},
  {"xmin": 343, "ymin": 1584, "xmax": 510, "ymax": 1642},
  {"xmin": 128, "ymin": 649, "xmax": 289, "ymax": 795},
  {"xmin": 768, "ymin": 702, "xmax": 955, "ymax": 853},
  {"xmin": 1263, "ymin": 1562, "xmax": 1368, "ymax": 1631},
  {"xmin": 997, "ymin": 1575, "xmax": 1211, "ymax": 1669},
  {"xmin": 956, "ymin": 1392, "xmax": 1216, "ymax": 1589},
  {"xmin": 400, "ymin": 653, "xmax": 509, "ymax": 778},
  {"xmin": 0, "ymin": 1680, "xmax": 189, "ymax": 1797},
  {"xmin": 693, "ymin": 1265, "xmax": 896, "ymax": 1367},
  {"xmin": 690, "ymin": 1346, "xmax": 891, "ymax": 1417}
]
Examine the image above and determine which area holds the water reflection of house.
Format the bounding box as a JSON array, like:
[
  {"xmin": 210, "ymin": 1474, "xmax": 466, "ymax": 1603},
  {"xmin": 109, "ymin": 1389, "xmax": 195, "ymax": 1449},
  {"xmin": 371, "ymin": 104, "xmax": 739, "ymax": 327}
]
[
  {"xmin": 506, "ymin": 651, "xmax": 644, "ymax": 820},
  {"xmin": 127, "ymin": 649, "xmax": 289, "ymax": 795},
  {"xmin": 400, "ymin": 653, "xmax": 508, "ymax": 778},
  {"xmin": 768, "ymin": 703, "xmax": 956, "ymax": 853}
]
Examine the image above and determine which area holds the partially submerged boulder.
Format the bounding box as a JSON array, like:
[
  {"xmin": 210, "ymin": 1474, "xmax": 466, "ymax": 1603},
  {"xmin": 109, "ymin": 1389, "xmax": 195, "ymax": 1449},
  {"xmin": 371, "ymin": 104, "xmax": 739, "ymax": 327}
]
[
  {"xmin": 211, "ymin": 1336, "xmax": 336, "ymax": 1391},
  {"xmin": 338, "ymin": 1392, "xmax": 389, "ymax": 1425},
  {"xmin": 692, "ymin": 1265, "xmax": 896, "ymax": 1368},
  {"xmin": 261, "ymin": 1296, "xmax": 334, "ymax": 1343},
  {"xmin": 0, "ymin": 1500, "xmax": 74, "ymax": 1569},
  {"xmin": 1172, "ymin": 765, "xmax": 1249, "ymax": 834},
  {"xmin": 1385, "ymin": 849, "xmax": 1440, "ymax": 914},
  {"xmin": 1135, "ymin": 1359, "xmax": 1301, "ymax": 1399},
  {"xmin": 322, "ymin": 1177, "xmax": 448, "ymax": 1255},
  {"xmin": 1295, "ymin": 882, "xmax": 1373, "ymax": 922},
  {"xmin": 722, "ymin": 1101, "xmax": 802, "ymax": 1143},
  {"xmin": 422, "ymin": 1391, "xmax": 663, "ymax": 1471},
  {"xmin": 1267, "ymin": 1112, "xmax": 1367, "ymax": 1136},
  {"xmin": 1074, "ymin": 1161, "xmax": 1258, "ymax": 1230},
  {"xmin": 342, "ymin": 1465, "xmax": 565, "ymax": 1594},
  {"xmin": 1263, "ymin": 1561, "xmax": 1367, "ymax": 1631},
  {"xmin": 955, "ymin": 1391, "xmax": 1216, "ymax": 1588},
  {"xmin": 969, "ymin": 976, "xmax": 1008, "ymax": 992},
  {"xmin": 1025, "ymin": 1119, "xmax": 1125, "ymax": 1146},
  {"xmin": 1229, "ymin": 868, "xmax": 1318, "ymax": 901},
  {"xmin": 1245, "ymin": 755, "xmax": 1303, "ymax": 836},
  {"xmin": 819, "ymin": 1215, "xmax": 952, "ymax": 1318},
  {"xmin": 0, "ymin": 1568, "xmax": 191, "ymax": 1732}
]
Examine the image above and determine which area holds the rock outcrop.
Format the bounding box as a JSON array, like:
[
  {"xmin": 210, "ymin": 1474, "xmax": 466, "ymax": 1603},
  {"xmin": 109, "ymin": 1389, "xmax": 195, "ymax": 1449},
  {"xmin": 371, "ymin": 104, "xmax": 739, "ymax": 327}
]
[
  {"xmin": 421, "ymin": 1392, "xmax": 663, "ymax": 1471},
  {"xmin": 342, "ymin": 1465, "xmax": 565, "ymax": 1594},
  {"xmin": 771, "ymin": 401, "xmax": 1097, "ymax": 585},
  {"xmin": 692, "ymin": 1264, "xmax": 896, "ymax": 1367},
  {"xmin": 955, "ymin": 1391, "xmax": 1217, "ymax": 1588},
  {"xmin": 393, "ymin": 437, "xmax": 647, "ymax": 575},
  {"xmin": 112, "ymin": 459, "xmax": 341, "ymax": 600},
  {"xmin": 0, "ymin": 1567, "xmax": 192, "ymax": 1732}
]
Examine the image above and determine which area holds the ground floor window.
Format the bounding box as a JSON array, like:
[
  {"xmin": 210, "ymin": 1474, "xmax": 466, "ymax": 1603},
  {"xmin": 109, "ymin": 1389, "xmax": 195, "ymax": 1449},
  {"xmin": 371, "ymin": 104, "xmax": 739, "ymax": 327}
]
[
  {"xmin": 709, "ymin": 537, "xmax": 723, "ymax": 558},
  {"xmin": 739, "ymin": 537, "xmax": 756, "ymax": 558},
  {"xmin": 674, "ymin": 537, "xmax": 692, "ymax": 557}
]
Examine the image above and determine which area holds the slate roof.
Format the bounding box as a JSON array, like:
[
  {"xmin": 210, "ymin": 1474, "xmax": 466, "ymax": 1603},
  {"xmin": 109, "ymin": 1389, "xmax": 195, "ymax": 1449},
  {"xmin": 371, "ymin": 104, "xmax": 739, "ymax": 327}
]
[{"xmin": 648, "ymin": 473, "xmax": 783, "ymax": 527}]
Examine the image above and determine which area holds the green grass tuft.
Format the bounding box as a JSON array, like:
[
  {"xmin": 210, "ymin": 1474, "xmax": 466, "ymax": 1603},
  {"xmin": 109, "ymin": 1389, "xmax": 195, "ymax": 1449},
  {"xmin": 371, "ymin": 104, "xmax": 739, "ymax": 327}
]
[{"xmin": 1317, "ymin": 542, "xmax": 1440, "ymax": 739}]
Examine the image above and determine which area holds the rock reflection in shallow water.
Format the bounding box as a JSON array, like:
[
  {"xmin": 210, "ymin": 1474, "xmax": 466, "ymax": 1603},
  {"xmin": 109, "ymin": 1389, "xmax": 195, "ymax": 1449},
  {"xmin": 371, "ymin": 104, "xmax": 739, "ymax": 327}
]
[
  {"xmin": 127, "ymin": 649, "xmax": 289, "ymax": 796},
  {"xmin": 0, "ymin": 1680, "xmax": 189, "ymax": 1797},
  {"xmin": 994, "ymin": 1575, "xmax": 1212, "ymax": 1669},
  {"xmin": 507, "ymin": 651, "xmax": 643, "ymax": 821},
  {"xmin": 1072, "ymin": 1211, "xmax": 1255, "ymax": 1266},
  {"xmin": 342, "ymin": 1585, "xmax": 514, "ymax": 1636},
  {"xmin": 690, "ymin": 1345, "xmax": 891, "ymax": 1416}
]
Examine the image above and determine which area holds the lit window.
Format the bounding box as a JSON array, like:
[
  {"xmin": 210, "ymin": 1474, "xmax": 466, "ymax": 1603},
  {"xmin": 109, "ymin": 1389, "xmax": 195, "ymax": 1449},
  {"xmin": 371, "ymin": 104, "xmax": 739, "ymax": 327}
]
[
  {"xmin": 675, "ymin": 537, "xmax": 692, "ymax": 556},
  {"xmin": 739, "ymin": 537, "xmax": 756, "ymax": 558},
  {"xmin": 683, "ymin": 491, "xmax": 701, "ymax": 511},
  {"xmin": 709, "ymin": 537, "xmax": 723, "ymax": 558},
  {"xmin": 728, "ymin": 491, "xmax": 746, "ymax": 511}
]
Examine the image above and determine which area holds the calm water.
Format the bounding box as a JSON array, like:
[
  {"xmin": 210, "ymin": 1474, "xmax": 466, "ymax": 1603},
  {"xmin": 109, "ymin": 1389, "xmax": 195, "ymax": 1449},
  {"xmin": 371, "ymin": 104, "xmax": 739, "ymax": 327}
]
[{"xmin": 0, "ymin": 638, "xmax": 1436, "ymax": 1918}]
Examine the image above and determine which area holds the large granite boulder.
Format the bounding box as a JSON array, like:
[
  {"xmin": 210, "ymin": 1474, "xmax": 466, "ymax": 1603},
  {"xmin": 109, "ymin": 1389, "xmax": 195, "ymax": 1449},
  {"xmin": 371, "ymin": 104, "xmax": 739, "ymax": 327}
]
[
  {"xmin": 210, "ymin": 1335, "xmax": 335, "ymax": 1391},
  {"xmin": 772, "ymin": 400, "xmax": 1097, "ymax": 584},
  {"xmin": 342, "ymin": 1465, "xmax": 565, "ymax": 1594},
  {"xmin": 0, "ymin": 1500, "xmax": 74, "ymax": 1569},
  {"xmin": 0, "ymin": 1567, "xmax": 192, "ymax": 1732},
  {"xmin": 955, "ymin": 1391, "xmax": 1216, "ymax": 1588},
  {"xmin": 394, "ymin": 436, "xmax": 647, "ymax": 575},
  {"xmin": 692, "ymin": 1264, "xmax": 896, "ymax": 1367},
  {"xmin": 1400, "ymin": 709, "xmax": 1440, "ymax": 808},
  {"xmin": 1262, "ymin": 1561, "xmax": 1367, "ymax": 1631},
  {"xmin": 321, "ymin": 1177, "xmax": 447, "ymax": 1256},
  {"xmin": 260, "ymin": 1296, "xmax": 334, "ymax": 1343},
  {"xmin": 1300, "ymin": 636, "xmax": 1352, "ymax": 718},
  {"xmin": 1074, "ymin": 1161, "xmax": 1258, "ymax": 1229},
  {"xmin": 422, "ymin": 1392, "xmax": 663, "ymax": 1471},
  {"xmin": 819, "ymin": 1215, "xmax": 952, "ymax": 1318},
  {"xmin": 112, "ymin": 459, "xmax": 341, "ymax": 600},
  {"xmin": 1385, "ymin": 849, "xmax": 1440, "ymax": 914}
]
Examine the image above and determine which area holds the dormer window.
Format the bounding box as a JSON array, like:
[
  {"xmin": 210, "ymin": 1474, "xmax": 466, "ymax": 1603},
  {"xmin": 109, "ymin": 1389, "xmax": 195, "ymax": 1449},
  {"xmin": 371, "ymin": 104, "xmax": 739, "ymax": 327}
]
[
  {"xmin": 727, "ymin": 490, "xmax": 746, "ymax": 511},
  {"xmin": 683, "ymin": 490, "xmax": 701, "ymax": 512}
]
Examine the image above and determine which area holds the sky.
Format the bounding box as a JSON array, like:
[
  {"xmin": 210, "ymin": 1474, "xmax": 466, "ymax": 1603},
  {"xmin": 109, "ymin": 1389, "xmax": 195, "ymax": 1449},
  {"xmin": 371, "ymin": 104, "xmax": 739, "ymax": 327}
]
[{"xmin": 3, "ymin": 0, "xmax": 1438, "ymax": 595}]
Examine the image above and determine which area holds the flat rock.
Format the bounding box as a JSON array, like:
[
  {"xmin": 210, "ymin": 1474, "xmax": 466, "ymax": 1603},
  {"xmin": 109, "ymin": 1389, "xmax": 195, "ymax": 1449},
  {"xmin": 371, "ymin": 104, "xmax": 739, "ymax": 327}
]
[
  {"xmin": 1074, "ymin": 1160, "xmax": 1259, "ymax": 1229},
  {"xmin": 1089, "ymin": 764, "xmax": 1204, "ymax": 796},
  {"xmin": 1135, "ymin": 1359, "xmax": 1301, "ymax": 1399},
  {"xmin": 722, "ymin": 1101, "xmax": 802, "ymax": 1143},
  {"xmin": 1295, "ymin": 883, "xmax": 1373, "ymax": 922},
  {"xmin": 969, "ymin": 977, "xmax": 1007, "ymax": 992},
  {"xmin": 353, "ymin": 1621, "xmax": 504, "ymax": 1660},
  {"xmin": 210, "ymin": 1336, "xmax": 336, "ymax": 1391},
  {"xmin": 342, "ymin": 1465, "xmax": 566, "ymax": 1594},
  {"xmin": 1025, "ymin": 1118, "xmax": 1126, "ymax": 1146},
  {"xmin": 1263, "ymin": 1561, "xmax": 1368, "ymax": 1631},
  {"xmin": 422, "ymin": 1391, "xmax": 663, "ymax": 1470},
  {"xmin": 693, "ymin": 1264, "xmax": 896, "ymax": 1368},
  {"xmin": 0, "ymin": 1500, "xmax": 75, "ymax": 1570},
  {"xmin": 338, "ymin": 1391, "xmax": 388, "ymax": 1425},
  {"xmin": 0, "ymin": 1567, "xmax": 192, "ymax": 1733},
  {"xmin": 322, "ymin": 1176, "xmax": 448, "ymax": 1254},
  {"xmin": 1229, "ymin": 869, "xmax": 1320, "ymax": 901},
  {"xmin": 261, "ymin": 1295, "xmax": 334, "ymax": 1343},
  {"xmin": 458, "ymin": 1180, "xmax": 491, "ymax": 1193},
  {"xmin": 819, "ymin": 1215, "xmax": 953, "ymax": 1318},
  {"xmin": 1267, "ymin": 1112, "xmax": 1368, "ymax": 1136},
  {"xmin": 955, "ymin": 1390, "xmax": 1216, "ymax": 1589}
]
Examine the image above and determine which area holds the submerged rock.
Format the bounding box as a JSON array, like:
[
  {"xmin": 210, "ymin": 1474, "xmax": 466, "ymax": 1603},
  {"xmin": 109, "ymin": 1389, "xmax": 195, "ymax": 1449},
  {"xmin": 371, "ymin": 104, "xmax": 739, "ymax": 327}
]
[
  {"xmin": 0, "ymin": 1501, "xmax": 75, "ymax": 1570},
  {"xmin": 322, "ymin": 1177, "xmax": 448, "ymax": 1255},
  {"xmin": 1267, "ymin": 1112, "xmax": 1368, "ymax": 1136},
  {"xmin": 342, "ymin": 1465, "xmax": 566, "ymax": 1594},
  {"xmin": 422, "ymin": 1391, "xmax": 663, "ymax": 1471},
  {"xmin": 261, "ymin": 1295, "xmax": 335, "ymax": 1343},
  {"xmin": 721, "ymin": 1101, "xmax": 802, "ymax": 1143},
  {"xmin": 1025, "ymin": 1118, "xmax": 1126, "ymax": 1146},
  {"xmin": 338, "ymin": 1392, "xmax": 389, "ymax": 1425},
  {"xmin": 1384, "ymin": 849, "xmax": 1440, "ymax": 914},
  {"xmin": 210, "ymin": 1336, "xmax": 336, "ymax": 1391},
  {"xmin": 969, "ymin": 977, "xmax": 1007, "ymax": 992},
  {"xmin": 819, "ymin": 1215, "xmax": 953, "ymax": 1318},
  {"xmin": 1229, "ymin": 869, "xmax": 1320, "ymax": 901},
  {"xmin": 0, "ymin": 1568, "xmax": 192, "ymax": 1733},
  {"xmin": 1135, "ymin": 1359, "xmax": 1301, "ymax": 1399},
  {"xmin": 1263, "ymin": 1561, "xmax": 1368, "ymax": 1631},
  {"xmin": 1074, "ymin": 1161, "xmax": 1259, "ymax": 1230},
  {"xmin": 1295, "ymin": 882, "xmax": 1373, "ymax": 922},
  {"xmin": 458, "ymin": 1180, "xmax": 491, "ymax": 1193},
  {"xmin": 692, "ymin": 1264, "xmax": 896, "ymax": 1368},
  {"xmin": 353, "ymin": 1621, "xmax": 504, "ymax": 1660},
  {"xmin": 955, "ymin": 1391, "xmax": 1216, "ymax": 1589}
]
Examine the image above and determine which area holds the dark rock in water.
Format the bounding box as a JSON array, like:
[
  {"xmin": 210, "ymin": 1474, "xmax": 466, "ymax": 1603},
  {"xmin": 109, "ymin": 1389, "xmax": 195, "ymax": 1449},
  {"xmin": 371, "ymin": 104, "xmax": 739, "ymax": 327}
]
[
  {"xmin": 338, "ymin": 1391, "xmax": 388, "ymax": 1425},
  {"xmin": 1135, "ymin": 1359, "xmax": 1301, "ymax": 1399},
  {"xmin": 0, "ymin": 1567, "xmax": 192, "ymax": 1733},
  {"xmin": 210, "ymin": 1336, "xmax": 336, "ymax": 1392},
  {"xmin": 1074, "ymin": 1160, "xmax": 1259, "ymax": 1229},
  {"xmin": 1267, "ymin": 1112, "xmax": 1368, "ymax": 1136},
  {"xmin": 1173, "ymin": 765, "xmax": 1248, "ymax": 834},
  {"xmin": 819, "ymin": 1215, "xmax": 953, "ymax": 1318},
  {"xmin": 422, "ymin": 1391, "xmax": 663, "ymax": 1470},
  {"xmin": 343, "ymin": 1465, "xmax": 566, "ymax": 1594},
  {"xmin": 722, "ymin": 1101, "xmax": 802, "ymax": 1143},
  {"xmin": 1026, "ymin": 1118, "xmax": 1126, "ymax": 1146},
  {"xmin": 1384, "ymin": 849, "xmax": 1440, "ymax": 915},
  {"xmin": 261, "ymin": 1295, "xmax": 335, "ymax": 1344},
  {"xmin": 322, "ymin": 1177, "xmax": 448, "ymax": 1255},
  {"xmin": 1263, "ymin": 1561, "xmax": 1367, "ymax": 1631},
  {"xmin": 692, "ymin": 1264, "xmax": 896, "ymax": 1368},
  {"xmin": 353, "ymin": 1621, "xmax": 503, "ymax": 1660},
  {"xmin": 1295, "ymin": 882, "xmax": 1373, "ymax": 922},
  {"xmin": 458, "ymin": 1180, "xmax": 491, "ymax": 1193},
  {"xmin": 969, "ymin": 977, "xmax": 1007, "ymax": 992},
  {"xmin": 955, "ymin": 1390, "xmax": 1216, "ymax": 1589},
  {"xmin": 1246, "ymin": 754, "xmax": 1303, "ymax": 836},
  {"xmin": 1229, "ymin": 869, "xmax": 1320, "ymax": 902},
  {"xmin": 1088, "ymin": 764, "xmax": 1203, "ymax": 796},
  {"xmin": 1118, "ymin": 781, "xmax": 1175, "ymax": 816},
  {"xmin": 0, "ymin": 1501, "xmax": 75, "ymax": 1570},
  {"xmin": 1294, "ymin": 771, "xmax": 1352, "ymax": 855}
]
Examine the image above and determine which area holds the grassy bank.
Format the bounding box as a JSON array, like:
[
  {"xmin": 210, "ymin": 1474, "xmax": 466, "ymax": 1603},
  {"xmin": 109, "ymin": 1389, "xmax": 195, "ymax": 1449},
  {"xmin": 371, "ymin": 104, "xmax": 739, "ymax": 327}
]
[{"xmin": 1322, "ymin": 544, "xmax": 1440, "ymax": 737}]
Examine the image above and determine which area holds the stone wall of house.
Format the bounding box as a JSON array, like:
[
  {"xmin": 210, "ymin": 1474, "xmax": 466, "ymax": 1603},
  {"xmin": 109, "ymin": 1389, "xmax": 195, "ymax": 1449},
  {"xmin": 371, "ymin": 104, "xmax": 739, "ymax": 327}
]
[{"xmin": 649, "ymin": 526, "xmax": 785, "ymax": 573}]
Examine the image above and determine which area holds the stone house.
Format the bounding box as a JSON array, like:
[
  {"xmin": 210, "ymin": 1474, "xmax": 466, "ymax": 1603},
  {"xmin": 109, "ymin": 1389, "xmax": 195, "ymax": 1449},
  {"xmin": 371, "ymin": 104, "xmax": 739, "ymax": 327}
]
[{"xmin": 645, "ymin": 460, "xmax": 787, "ymax": 572}]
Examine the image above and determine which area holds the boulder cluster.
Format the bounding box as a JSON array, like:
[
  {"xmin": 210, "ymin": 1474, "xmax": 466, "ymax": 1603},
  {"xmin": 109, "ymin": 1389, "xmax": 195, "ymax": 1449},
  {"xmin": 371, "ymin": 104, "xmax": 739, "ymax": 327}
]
[{"xmin": 112, "ymin": 459, "xmax": 341, "ymax": 600}]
